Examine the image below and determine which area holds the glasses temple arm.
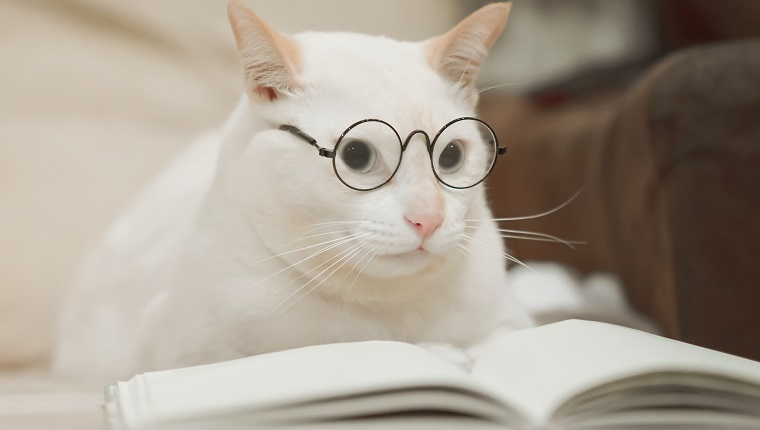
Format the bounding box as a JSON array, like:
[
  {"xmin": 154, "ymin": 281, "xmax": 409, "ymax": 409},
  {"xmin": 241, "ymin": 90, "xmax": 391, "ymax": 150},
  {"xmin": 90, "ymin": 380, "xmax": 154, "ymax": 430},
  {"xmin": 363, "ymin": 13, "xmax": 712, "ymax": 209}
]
[
  {"xmin": 279, "ymin": 125, "xmax": 335, "ymax": 158},
  {"xmin": 497, "ymin": 146, "xmax": 507, "ymax": 155}
]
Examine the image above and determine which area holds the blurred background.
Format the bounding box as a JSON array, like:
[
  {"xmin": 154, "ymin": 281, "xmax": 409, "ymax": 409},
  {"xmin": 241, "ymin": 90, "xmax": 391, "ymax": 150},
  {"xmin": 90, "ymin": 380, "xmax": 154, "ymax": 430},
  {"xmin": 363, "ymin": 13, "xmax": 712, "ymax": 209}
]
[{"xmin": 1, "ymin": 0, "xmax": 759, "ymax": 369}]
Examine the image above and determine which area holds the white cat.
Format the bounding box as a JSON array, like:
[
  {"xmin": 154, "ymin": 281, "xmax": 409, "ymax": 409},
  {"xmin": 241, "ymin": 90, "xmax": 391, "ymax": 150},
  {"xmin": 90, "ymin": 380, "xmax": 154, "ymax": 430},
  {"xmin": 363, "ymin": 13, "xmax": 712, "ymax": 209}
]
[{"xmin": 52, "ymin": 1, "xmax": 533, "ymax": 382}]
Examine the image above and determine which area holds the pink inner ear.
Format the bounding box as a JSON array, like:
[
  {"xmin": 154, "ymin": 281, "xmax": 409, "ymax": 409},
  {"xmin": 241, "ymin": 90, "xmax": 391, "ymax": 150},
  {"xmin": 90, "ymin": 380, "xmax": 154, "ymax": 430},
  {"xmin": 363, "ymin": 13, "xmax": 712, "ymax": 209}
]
[{"xmin": 256, "ymin": 87, "xmax": 278, "ymax": 101}]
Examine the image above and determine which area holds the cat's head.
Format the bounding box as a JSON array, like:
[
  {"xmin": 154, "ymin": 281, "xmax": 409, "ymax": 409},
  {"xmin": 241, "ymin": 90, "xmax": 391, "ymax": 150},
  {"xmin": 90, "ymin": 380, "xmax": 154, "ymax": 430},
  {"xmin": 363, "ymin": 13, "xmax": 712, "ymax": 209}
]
[{"xmin": 221, "ymin": 1, "xmax": 511, "ymax": 301}]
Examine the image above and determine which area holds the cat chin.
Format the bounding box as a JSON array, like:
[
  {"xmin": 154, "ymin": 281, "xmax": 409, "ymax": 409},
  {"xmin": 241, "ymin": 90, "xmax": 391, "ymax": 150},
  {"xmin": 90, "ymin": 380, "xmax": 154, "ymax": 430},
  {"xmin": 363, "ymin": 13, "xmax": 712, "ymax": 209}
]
[{"xmin": 361, "ymin": 249, "xmax": 439, "ymax": 279}]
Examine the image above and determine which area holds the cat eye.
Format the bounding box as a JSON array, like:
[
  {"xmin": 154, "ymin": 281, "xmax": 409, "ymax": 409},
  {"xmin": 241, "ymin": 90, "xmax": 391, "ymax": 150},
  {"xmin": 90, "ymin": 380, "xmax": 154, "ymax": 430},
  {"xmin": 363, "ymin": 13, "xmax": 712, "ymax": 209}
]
[
  {"xmin": 339, "ymin": 139, "xmax": 377, "ymax": 173},
  {"xmin": 279, "ymin": 117, "xmax": 505, "ymax": 191},
  {"xmin": 437, "ymin": 139, "xmax": 465, "ymax": 174}
]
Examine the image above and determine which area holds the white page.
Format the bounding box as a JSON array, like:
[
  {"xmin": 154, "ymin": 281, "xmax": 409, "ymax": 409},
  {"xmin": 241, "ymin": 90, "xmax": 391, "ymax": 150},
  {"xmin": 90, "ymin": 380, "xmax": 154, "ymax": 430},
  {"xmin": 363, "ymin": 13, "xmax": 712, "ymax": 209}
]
[
  {"xmin": 118, "ymin": 341, "xmax": 503, "ymax": 428},
  {"xmin": 235, "ymin": 389, "xmax": 511, "ymax": 426},
  {"xmin": 470, "ymin": 320, "xmax": 760, "ymax": 426}
]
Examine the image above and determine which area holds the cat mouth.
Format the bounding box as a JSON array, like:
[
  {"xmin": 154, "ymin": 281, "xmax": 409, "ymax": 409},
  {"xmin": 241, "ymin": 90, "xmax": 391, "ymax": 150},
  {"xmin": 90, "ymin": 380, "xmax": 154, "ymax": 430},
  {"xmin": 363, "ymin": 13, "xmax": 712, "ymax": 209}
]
[
  {"xmin": 380, "ymin": 248, "xmax": 430, "ymax": 261},
  {"xmin": 363, "ymin": 247, "xmax": 437, "ymax": 277}
]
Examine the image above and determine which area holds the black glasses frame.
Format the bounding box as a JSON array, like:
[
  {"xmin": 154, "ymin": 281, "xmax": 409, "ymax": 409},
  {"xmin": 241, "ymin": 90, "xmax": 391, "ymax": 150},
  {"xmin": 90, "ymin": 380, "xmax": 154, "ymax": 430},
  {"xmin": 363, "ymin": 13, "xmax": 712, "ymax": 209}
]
[{"xmin": 279, "ymin": 117, "xmax": 506, "ymax": 191}]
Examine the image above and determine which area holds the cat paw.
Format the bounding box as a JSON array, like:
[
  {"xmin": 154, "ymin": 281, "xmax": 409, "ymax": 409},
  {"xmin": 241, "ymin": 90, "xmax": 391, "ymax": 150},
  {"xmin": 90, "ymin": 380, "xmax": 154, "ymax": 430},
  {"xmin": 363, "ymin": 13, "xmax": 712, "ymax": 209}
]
[{"xmin": 417, "ymin": 343, "xmax": 475, "ymax": 372}]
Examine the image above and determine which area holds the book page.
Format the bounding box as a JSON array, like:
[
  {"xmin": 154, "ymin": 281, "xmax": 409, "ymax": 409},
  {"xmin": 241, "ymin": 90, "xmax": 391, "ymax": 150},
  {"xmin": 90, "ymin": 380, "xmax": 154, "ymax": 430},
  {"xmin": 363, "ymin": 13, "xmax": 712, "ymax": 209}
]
[
  {"xmin": 116, "ymin": 341, "xmax": 508, "ymax": 428},
  {"xmin": 469, "ymin": 320, "xmax": 760, "ymax": 426}
]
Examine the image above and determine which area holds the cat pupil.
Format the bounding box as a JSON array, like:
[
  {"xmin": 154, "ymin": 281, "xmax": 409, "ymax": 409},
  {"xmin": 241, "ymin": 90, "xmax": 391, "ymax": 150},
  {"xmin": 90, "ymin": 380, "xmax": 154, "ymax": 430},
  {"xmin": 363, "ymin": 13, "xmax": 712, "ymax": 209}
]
[
  {"xmin": 438, "ymin": 140, "xmax": 465, "ymax": 173},
  {"xmin": 341, "ymin": 139, "xmax": 376, "ymax": 173}
]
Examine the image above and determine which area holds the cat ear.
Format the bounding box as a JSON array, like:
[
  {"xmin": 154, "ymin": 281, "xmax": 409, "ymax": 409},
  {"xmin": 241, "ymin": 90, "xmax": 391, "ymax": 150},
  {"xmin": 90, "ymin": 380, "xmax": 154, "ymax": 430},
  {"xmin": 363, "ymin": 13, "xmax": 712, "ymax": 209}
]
[
  {"xmin": 227, "ymin": 0, "xmax": 302, "ymax": 101},
  {"xmin": 427, "ymin": 2, "xmax": 511, "ymax": 95}
]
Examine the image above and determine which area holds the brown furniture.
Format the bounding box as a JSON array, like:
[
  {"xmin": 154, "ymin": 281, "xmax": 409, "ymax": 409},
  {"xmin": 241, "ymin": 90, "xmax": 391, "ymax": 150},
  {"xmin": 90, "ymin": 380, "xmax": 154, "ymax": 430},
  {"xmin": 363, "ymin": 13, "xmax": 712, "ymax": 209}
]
[{"xmin": 482, "ymin": 40, "xmax": 760, "ymax": 360}]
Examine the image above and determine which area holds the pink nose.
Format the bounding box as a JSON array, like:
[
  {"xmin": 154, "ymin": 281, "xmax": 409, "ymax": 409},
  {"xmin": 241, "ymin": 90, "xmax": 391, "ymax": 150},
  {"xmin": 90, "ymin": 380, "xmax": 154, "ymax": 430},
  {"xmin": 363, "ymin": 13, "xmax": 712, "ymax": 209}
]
[{"xmin": 405, "ymin": 213, "xmax": 443, "ymax": 242}]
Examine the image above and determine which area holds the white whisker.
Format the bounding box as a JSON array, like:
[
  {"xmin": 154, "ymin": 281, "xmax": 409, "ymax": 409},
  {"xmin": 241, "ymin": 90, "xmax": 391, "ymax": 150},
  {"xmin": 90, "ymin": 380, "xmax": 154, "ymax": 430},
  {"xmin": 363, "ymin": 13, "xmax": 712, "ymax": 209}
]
[
  {"xmin": 258, "ymin": 235, "xmax": 372, "ymax": 305},
  {"xmin": 272, "ymin": 241, "xmax": 368, "ymax": 313},
  {"xmin": 344, "ymin": 247, "xmax": 376, "ymax": 298},
  {"xmin": 464, "ymin": 226, "xmax": 584, "ymax": 249},
  {"xmin": 465, "ymin": 189, "xmax": 583, "ymax": 223},
  {"xmin": 283, "ymin": 221, "xmax": 368, "ymax": 250},
  {"xmin": 298, "ymin": 220, "xmax": 371, "ymax": 230},
  {"xmin": 247, "ymin": 232, "xmax": 368, "ymax": 268},
  {"xmin": 498, "ymin": 233, "xmax": 584, "ymax": 249},
  {"xmin": 503, "ymin": 229, "xmax": 584, "ymax": 246},
  {"xmin": 280, "ymin": 229, "xmax": 356, "ymax": 250},
  {"xmin": 456, "ymin": 243, "xmax": 473, "ymax": 256},
  {"xmin": 276, "ymin": 236, "xmax": 371, "ymax": 292},
  {"xmin": 266, "ymin": 242, "xmax": 366, "ymax": 310},
  {"xmin": 341, "ymin": 245, "xmax": 374, "ymax": 287},
  {"xmin": 461, "ymin": 234, "xmax": 537, "ymax": 274},
  {"xmin": 284, "ymin": 245, "xmax": 367, "ymax": 312},
  {"xmin": 349, "ymin": 245, "xmax": 380, "ymax": 294},
  {"xmin": 463, "ymin": 81, "xmax": 529, "ymax": 102},
  {"xmin": 289, "ymin": 223, "xmax": 358, "ymax": 243},
  {"xmin": 252, "ymin": 233, "xmax": 365, "ymax": 288}
]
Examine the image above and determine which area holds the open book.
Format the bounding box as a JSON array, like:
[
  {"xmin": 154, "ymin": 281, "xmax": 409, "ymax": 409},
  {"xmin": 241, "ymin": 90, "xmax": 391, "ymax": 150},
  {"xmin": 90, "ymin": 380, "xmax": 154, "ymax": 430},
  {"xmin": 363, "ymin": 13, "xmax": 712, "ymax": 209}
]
[{"xmin": 106, "ymin": 320, "xmax": 760, "ymax": 429}]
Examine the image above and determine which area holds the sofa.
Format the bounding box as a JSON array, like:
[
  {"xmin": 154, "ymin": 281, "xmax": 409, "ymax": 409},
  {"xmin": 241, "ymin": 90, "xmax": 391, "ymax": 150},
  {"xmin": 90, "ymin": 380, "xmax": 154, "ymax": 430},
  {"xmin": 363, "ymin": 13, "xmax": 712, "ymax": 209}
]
[{"xmin": 481, "ymin": 40, "xmax": 760, "ymax": 361}]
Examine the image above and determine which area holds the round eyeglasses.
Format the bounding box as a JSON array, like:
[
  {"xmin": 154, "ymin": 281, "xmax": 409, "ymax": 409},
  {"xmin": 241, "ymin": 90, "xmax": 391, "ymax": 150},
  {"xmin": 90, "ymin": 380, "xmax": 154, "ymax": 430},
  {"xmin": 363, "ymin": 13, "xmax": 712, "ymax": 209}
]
[{"xmin": 279, "ymin": 117, "xmax": 506, "ymax": 191}]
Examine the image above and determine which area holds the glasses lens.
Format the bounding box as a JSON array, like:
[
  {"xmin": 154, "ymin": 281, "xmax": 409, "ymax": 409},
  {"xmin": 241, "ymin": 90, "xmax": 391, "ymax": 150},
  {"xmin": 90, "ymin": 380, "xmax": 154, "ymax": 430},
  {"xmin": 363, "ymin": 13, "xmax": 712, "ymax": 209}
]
[
  {"xmin": 432, "ymin": 118, "xmax": 497, "ymax": 188},
  {"xmin": 334, "ymin": 120, "xmax": 401, "ymax": 190}
]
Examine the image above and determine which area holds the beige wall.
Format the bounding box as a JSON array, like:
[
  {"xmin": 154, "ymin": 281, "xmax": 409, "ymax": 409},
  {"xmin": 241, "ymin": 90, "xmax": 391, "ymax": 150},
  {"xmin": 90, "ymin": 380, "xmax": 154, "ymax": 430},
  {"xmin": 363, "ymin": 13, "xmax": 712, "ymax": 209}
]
[{"xmin": 247, "ymin": 0, "xmax": 459, "ymax": 40}]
